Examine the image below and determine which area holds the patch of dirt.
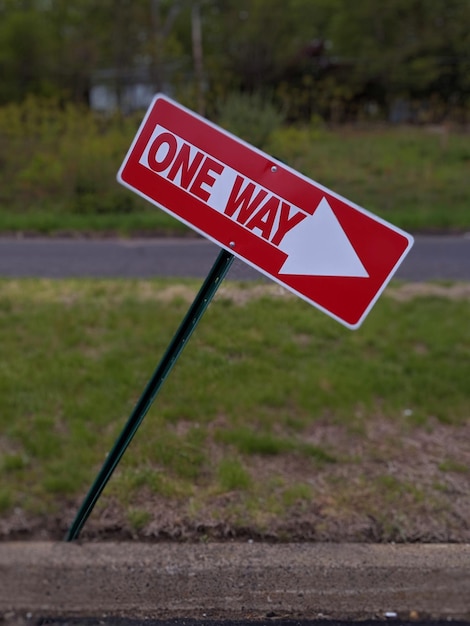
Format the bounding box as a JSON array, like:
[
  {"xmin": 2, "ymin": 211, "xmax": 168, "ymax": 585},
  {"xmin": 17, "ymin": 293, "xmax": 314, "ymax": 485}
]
[
  {"xmin": 388, "ymin": 282, "xmax": 470, "ymax": 301},
  {"xmin": 165, "ymin": 281, "xmax": 470, "ymax": 305},
  {"xmin": 154, "ymin": 281, "xmax": 470, "ymax": 306},
  {"xmin": 3, "ymin": 279, "xmax": 469, "ymax": 308}
]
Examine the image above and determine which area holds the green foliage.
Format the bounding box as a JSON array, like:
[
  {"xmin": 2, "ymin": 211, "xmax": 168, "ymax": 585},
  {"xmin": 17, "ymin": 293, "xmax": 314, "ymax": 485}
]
[
  {"xmin": 128, "ymin": 508, "xmax": 152, "ymax": 531},
  {"xmin": 217, "ymin": 458, "xmax": 252, "ymax": 491},
  {"xmin": 1, "ymin": 1, "xmax": 469, "ymax": 121},
  {"xmin": 145, "ymin": 427, "xmax": 207, "ymax": 480},
  {"xmin": 216, "ymin": 427, "xmax": 335, "ymax": 463},
  {"xmin": 281, "ymin": 483, "xmax": 312, "ymax": 507},
  {"xmin": 0, "ymin": 97, "xmax": 147, "ymax": 215},
  {"xmin": 0, "ymin": 489, "xmax": 12, "ymax": 513},
  {"xmin": 1, "ymin": 453, "xmax": 28, "ymax": 472},
  {"xmin": 0, "ymin": 0, "xmax": 191, "ymax": 106},
  {"xmin": 438, "ymin": 459, "xmax": 469, "ymax": 474},
  {"xmin": 216, "ymin": 91, "xmax": 285, "ymax": 149},
  {"xmin": 0, "ymin": 8, "xmax": 56, "ymax": 104},
  {"xmin": 328, "ymin": 0, "xmax": 470, "ymax": 106},
  {"xmin": 217, "ymin": 428, "xmax": 291, "ymax": 455},
  {"xmin": 196, "ymin": 0, "xmax": 470, "ymax": 120}
]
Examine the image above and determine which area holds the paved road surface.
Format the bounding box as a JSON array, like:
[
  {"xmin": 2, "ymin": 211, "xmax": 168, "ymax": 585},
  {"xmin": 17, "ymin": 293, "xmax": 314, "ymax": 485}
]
[{"xmin": 0, "ymin": 234, "xmax": 469, "ymax": 280}]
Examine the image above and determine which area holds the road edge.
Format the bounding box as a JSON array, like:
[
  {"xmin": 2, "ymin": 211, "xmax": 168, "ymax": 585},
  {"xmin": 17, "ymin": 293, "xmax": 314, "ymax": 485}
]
[{"xmin": 1, "ymin": 542, "xmax": 469, "ymax": 622}]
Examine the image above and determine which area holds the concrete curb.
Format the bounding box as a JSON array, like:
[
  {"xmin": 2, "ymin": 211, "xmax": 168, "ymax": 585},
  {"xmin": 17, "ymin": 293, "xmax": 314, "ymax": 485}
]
[{"xmin": 1, "ymin": 542, "xmax": 469, "ymax": 622}]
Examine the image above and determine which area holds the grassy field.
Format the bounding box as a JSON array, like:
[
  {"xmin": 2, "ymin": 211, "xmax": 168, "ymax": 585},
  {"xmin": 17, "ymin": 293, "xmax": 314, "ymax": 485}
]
[
  {"xmin": 0, "ymin": 278, "xmax": 469, "ymax": 541},
  {"xmin": 0, "ymin": 98, "xmax": 469, "ymax": 235}
]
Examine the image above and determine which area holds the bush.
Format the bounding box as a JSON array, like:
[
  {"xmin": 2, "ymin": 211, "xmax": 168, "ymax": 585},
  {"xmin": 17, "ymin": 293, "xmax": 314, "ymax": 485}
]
[
  {"xmin": 216, "ymin": 91, "xmax": 285, "ymax": 149},
  {"xmin": 0, "ymin": 96, "xmax": 146, "ymax": 215}
]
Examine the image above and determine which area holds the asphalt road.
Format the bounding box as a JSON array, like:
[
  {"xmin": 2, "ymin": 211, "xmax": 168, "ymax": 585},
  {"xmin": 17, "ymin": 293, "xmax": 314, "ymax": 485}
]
[{"xmin": 0, "ymin": 234, "xmax": 469, "ymax": 281}]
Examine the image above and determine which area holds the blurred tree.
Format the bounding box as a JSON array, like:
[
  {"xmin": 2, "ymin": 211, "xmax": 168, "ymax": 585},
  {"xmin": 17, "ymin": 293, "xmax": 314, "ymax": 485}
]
[
  {"xmin": 98, "ymin": 0, "xmax": 190, "ymax": 109},
  {"xmin": 0, "ymin": 7, "xmax": 56, "ymax": 103},
  {"xmin": 327, "ymin": 0, "xmax": 470, "ymax": 120},
  {"xmin": 0, "ymin": 0, "xmax": 191, "ymax": 107},
  {"xmin": 202, "ymin": 0, "xmax": 315, "ymax": 93},
  {"xmin": 48, "ymin": 0, "xmax": 102, "ymax": 104},
  {"xmin": 0, "ymin": 0, "xmax": 468, "ymax": 121}
]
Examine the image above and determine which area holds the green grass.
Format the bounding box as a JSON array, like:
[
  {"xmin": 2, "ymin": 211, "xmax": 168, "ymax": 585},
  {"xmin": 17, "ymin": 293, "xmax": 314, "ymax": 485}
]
[
  {"xmin": 266, "ymin": 125, "xmax": 470, "ymax": 232},
  {"xmin": 0, "ymin": 278, "xmax": 469, "ymax": 538},
  {"xmin": 0, "ymin": 209, "xmax": 187, "ymax": 237},
  {"xmin": 438, "ymin": 459, "xmax": 469, "ymax": 474},
  {"xmin": 217, "ymin": 458, "xmax": 252, "ymax": 491},
  {"xmin": 216, "ymin": 427, "xmax": 336, "ymax": 463}
]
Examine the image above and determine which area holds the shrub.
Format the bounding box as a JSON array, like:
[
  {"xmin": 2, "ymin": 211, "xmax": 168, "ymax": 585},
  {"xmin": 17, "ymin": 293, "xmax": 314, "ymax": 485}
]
[
  {"xmin": 0, "ymin": 96, "xmax": 145, "ymax": 214},
  {"xmin": 216, "ymin": 91, "xmax": 285, "ymax": 149}
]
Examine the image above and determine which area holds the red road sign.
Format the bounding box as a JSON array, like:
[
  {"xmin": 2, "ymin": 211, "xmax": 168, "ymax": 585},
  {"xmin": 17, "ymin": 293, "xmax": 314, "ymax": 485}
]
[{"xmin": 118, "ymin": 94, "xmax": 413, "ymax": 329}]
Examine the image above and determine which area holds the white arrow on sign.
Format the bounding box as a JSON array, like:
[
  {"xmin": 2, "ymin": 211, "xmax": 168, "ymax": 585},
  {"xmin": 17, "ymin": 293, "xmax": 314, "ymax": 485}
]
[{"xmin": 278, "ymin": 198, "xmax": 369, "ymax": 277}]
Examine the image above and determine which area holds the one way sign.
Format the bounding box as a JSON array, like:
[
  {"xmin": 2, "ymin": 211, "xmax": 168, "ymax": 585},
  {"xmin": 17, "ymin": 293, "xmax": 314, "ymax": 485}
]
[{"xmin": 118, "ymin": 94, "xmax": 413, "ymax": 329}]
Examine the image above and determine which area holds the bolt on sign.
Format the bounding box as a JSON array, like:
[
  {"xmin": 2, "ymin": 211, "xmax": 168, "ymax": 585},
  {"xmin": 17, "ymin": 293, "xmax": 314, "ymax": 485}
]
[{"xmin": 118, "ymin": 95, "xmax": 413, "ymax": 329}]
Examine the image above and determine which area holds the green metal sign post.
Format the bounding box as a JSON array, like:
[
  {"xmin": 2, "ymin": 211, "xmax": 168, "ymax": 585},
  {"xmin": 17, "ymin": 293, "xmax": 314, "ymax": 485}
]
[{"xmin": 66, "ymin": 248, "xmax": 234, "ymax": 541}]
